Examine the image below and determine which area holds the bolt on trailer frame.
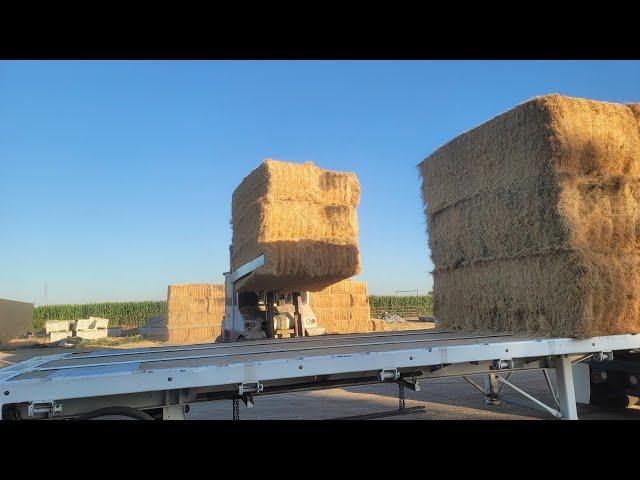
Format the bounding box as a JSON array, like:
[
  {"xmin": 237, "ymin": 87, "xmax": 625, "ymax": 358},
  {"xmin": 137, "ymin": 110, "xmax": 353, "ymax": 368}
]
[{"xmin": 1, "ymin": 329, "xmax": 640, "ymax": 420}]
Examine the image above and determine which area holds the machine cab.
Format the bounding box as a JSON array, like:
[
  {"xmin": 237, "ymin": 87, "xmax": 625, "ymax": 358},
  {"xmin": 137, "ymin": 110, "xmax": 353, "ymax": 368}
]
[
  {"xmin": 222, "ymin": 248, "xmax": 326, "ymax": 342},
  {"xmin": 223, "ymin": 272, "xmax": 267, "ymax": 342}
]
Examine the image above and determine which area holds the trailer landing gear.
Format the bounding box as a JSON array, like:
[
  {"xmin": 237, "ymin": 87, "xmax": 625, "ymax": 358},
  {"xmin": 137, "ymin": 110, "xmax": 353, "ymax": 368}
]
[{"xmin": 464, "ymin": 355, "xmax": 581, "ymax": 420}]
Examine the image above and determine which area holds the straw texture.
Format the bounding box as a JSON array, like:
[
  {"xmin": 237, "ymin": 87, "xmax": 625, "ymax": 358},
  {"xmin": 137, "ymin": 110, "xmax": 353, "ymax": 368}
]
[
  {"xmin": 165, "ymin": 284, "xmax": 224, "ymax": 343},
  {"xmin": 310, "ymin": 279, "xmax": 372, "ymax": 333},
  {"xmin": 232, "ymin": 159, "xmax": 361, "ymax": 292},
  {"xmin": 419, "ymin": 94, "xmax": 640, "ymax": 337}
]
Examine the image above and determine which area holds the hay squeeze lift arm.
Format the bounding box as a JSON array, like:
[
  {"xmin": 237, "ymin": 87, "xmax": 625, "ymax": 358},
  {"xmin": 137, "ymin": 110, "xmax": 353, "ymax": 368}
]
[{"xmin": 222, "ymin": 254, "xmax": 325, "ymax": 342}]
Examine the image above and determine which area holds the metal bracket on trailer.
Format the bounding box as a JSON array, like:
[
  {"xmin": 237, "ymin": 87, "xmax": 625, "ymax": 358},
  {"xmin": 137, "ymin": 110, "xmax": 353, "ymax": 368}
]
[
  {"xmin": 592, "ymin": 351, "xmax": 614, "ymax": 362},
  {"xmin": 238, "ymin": 382, "xmax": 263, "ymax": 396},
  {"xmin": 242, "ymin": 394, "xmax": 255, "ymax": 409},
  {"xmin": 237, "ymin": 382, "xmax": 263, "ymax": 411},
  {"xmin": 231, "ymin": 382, "xmax": 264, "ymax": 420},
  {"xmin": 398, "ymin": 377, "xmax": 421, "ymax": 392},
  {"xmin": 378, "ymin": 369, "xmax": 400, "ymax": 381},
  {"xmin": 28, "ymin": 400, "xmax": 63, "ymax": 418},
  {"xmin": 162, "ymin": 390, "xmax": 189, "ymax": 420},
  {"xmin": 492, "ymin": 359, "xmax": 514, "ymax": 370},
  {"xmin": 163, "ymin": 404, "xmax": 189, "ymax": 420}
]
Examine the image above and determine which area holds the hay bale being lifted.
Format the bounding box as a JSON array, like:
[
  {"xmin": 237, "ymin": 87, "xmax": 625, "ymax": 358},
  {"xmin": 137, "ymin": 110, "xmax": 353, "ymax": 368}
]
[
  {"xmin": 419, "ymin": 94, "xmax": 640, "ymax": 338},
  {"xmin": 232, "ymin": 159, "xmax": 361, "ymax": 292}
]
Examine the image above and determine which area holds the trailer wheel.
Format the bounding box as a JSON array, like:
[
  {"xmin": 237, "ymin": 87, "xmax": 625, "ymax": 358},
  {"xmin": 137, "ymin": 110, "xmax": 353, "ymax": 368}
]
[
  {"xmin": 76, "ymin": 406, "xmax": 155, "ymax": 420},
  {"xmin": 591, "ymin": 392, "xmax": 631, "ymax": 410},
  {"xmin": 590, "ymin": 382, "xmax": 630, "ymax": 409}
]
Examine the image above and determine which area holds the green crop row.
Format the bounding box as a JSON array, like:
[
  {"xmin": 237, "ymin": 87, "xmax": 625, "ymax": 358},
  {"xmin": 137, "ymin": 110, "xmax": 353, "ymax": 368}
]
[
  {"xmin": 369, "ymin": 295, "xmax": 433, "ymax": 316},
  {"xmin": 33, "ymin": 301, "xmax": 167, "ymax": 331}
]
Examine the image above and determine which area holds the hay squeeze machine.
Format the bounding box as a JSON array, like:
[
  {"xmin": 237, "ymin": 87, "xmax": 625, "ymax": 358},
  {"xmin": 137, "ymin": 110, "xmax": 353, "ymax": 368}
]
[{"xmin": 222, "ymin": 247, "xmax": 326, "ymax": 342}]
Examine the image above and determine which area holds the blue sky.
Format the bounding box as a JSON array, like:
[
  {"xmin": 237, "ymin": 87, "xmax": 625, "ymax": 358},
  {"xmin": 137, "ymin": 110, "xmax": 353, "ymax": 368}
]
[{"xmin": 1, "ymin": 60, "xmax": 639, "ymax": 305}]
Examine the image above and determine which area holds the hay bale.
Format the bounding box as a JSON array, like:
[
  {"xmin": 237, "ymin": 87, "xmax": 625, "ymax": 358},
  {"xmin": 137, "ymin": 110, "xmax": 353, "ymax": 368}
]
[
  {"xmin": 310, "ymin": 279, "xmax": 372, "ymax": 334},
  {"xmin": 166, "ymin": 325, "xmax": 222, "ymax": 344},
  {"xmin": 163, "ymin": 284, "xmax": 225, "ymax": 343},
  {"xmin": 349, "ymin": 293, "xmax": 370, "ymax": 307},
  {"xmin": 419, "ymin": 93, "xmax": 640, "ymax": 337},
  {"xmin": 232, "ymin": 159, "xmax": 361, "ymax": 292},
  {"xmin": 141, "ymin": 325, "xmax": 222, "ymax": 344},
  {"xmin": 167, "ymin": 284, "xmax": 224, "ymax": 327}
]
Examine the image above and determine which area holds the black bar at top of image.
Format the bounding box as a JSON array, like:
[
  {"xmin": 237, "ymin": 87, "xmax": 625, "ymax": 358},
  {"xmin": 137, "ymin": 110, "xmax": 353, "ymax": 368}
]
[{"xmin": 1, "ymin": 17, "xmax": 638, "ymax": 60}]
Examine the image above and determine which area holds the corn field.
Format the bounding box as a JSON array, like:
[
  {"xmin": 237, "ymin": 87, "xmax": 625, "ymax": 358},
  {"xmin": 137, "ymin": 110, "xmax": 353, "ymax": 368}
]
[
  {"xmin": 369, "ymin": 295, "xmax": 433, "ymax": 319},
  {"xmin": 33, "ymin": 301, "xmax": 167, "ymax": 331}
]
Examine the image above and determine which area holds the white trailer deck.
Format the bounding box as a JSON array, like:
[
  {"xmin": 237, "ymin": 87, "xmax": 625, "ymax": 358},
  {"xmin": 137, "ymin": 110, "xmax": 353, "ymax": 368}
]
[{"xmin": 2, "ymin": 328, "xmax": 640, "ymax": 420}]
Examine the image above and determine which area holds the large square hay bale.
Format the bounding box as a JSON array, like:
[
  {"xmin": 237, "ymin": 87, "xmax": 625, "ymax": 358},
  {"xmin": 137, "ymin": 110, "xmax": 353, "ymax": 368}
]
[
  {"xmin": 139, "ymin": 325, "xmax": 222, "ymax": 344},
  {"xmin": 419, "ymin": 94, "xmax": 640, "ymax": 337},
  {"xmin": 232, "ymin": 159, "xmax": 361, "ymax": 292},
  {"xmin": 166, "ymin": 284, "xmax": 225, "ymax": 328},
  {"xmin": 159, "ymin": 284, "xmax": 225, "ymax": 344},
  {"xmin": 310, "ymin": 279, "xmax": 371, "ymax": 334},
  {"xmin": 166, "ymin": 325, "xmax": 222, "ymax": 344}
]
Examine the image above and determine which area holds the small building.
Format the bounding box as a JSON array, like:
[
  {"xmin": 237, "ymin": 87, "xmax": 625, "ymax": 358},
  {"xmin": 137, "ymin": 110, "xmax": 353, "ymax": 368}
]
[{"xmin": 0, "ymin": 298, "xmax": 34, "ymax": 343}]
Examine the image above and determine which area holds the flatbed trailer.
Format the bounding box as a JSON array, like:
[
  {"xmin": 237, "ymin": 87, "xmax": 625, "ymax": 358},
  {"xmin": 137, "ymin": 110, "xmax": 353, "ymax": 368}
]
[{"xmin": 2, "ymin": 328, "xmax": 639, "ymax": 420}]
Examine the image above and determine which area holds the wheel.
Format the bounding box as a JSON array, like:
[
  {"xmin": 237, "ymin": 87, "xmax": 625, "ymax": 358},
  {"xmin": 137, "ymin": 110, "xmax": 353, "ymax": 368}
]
[
  {"xmin": 76, "ymin": 406, "xmax": 155, "ymax": 420},
  {"xmin": 591, "ymin": 390, "xmax": 631, "ymax": 409},
  {"xmin": 590, "ymin": 377, "xmax": 630, "ymax": 410},
  {"xmin": 236, "ymin": 336, "xmax": 247, "ymax": 342}
]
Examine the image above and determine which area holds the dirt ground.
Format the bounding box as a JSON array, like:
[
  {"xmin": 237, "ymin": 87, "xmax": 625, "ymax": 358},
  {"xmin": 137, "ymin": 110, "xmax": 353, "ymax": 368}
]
[{"xmin": 2, "ymin": 323, "xmax": 639, "ymax": 421}]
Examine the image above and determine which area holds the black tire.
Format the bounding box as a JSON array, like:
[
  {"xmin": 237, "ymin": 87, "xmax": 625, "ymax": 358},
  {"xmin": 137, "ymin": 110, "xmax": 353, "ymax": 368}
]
[
  {"xmin": 590, "ymin": 382, "xmax": 630, "ymax": 409},
  {"xmin": 76, "ymin": 406, "xmax": 155, "ymax": 420},
  {"xmin": 236, "ymin": 336, "xmax": 246, "ymax": 342},
  {"xmin": 592, "ymin": 393, "xmax": 631, "ymax": 410}
]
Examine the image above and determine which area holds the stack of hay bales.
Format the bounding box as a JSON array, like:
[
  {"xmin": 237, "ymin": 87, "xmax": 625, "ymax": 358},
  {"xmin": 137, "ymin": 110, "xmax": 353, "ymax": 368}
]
[
  {"xmin": 310, "ymin": 279, "xmax": 372, "ymax": 333},
  {"xmin": 164, "ymin": 284, "xmax": 225, "ymax": 343},
  {"xmin": 231, "ymin": 159, "xmax": 361, "ymax": 292},
  {"xmin": 419, "ymin": 94, "xmax": 640, "ymax": 338}
]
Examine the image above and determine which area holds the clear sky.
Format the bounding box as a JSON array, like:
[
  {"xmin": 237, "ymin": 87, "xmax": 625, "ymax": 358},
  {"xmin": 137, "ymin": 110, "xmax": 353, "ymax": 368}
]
[{"xmin": 2, "ymin": 60, "xmax": 639, "ymax": 305}]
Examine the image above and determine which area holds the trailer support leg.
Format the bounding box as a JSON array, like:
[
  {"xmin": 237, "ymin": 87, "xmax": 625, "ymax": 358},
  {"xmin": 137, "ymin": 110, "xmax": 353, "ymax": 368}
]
[
  {"xmin": 555, "ymin": 355, "xmax": 578, "ymax": 420},
  {"xmin": 484, "ymin": 373, "xmax": 502, "ymax": 406},
  {"xmin": 162, "ymin": 405, "xmax": 188, "ymax": 420}
]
